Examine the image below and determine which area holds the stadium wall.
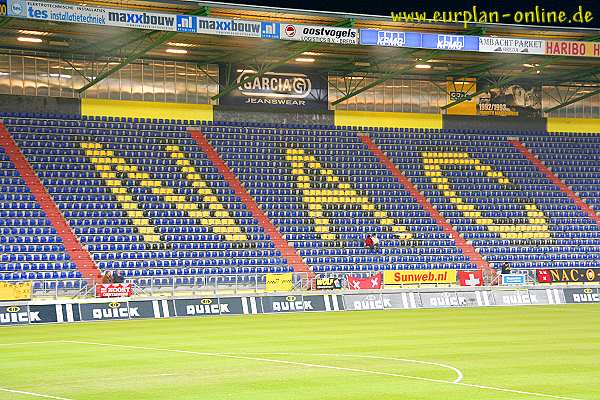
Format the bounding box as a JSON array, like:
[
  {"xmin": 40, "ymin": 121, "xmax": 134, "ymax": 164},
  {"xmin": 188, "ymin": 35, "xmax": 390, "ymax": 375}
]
[
  {"xmin": 547, "ymin": 117, "xmax": 600, "ymax": 133},
  {"xmin": 443, "ymin": 115, "xmax": 548, "ymax": 132},
  {"xmin": 1, "ymin": 286, "xmax": 590, "ymax": 326},
  {"xmin": 81, "ymin": 99, "xmax": 213, "ymax": 121},
  {"xmin": 214, "ymin": 107, "xmax": 333, "ymax": 125},
  {"xmin": 0, "ymin": 94, "xmax": 80, "ymax": 116},
  {"xmin": 334, "ymin": 111, "xmax": 442, "ymax": 129}
]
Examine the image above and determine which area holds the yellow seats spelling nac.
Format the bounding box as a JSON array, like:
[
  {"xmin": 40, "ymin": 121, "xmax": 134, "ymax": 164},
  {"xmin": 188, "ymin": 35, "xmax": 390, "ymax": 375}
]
[
  {"xmin": 81, "ymin": 142, "xmax": 247, "ymax": 243},
  {"xmin": 286, "ymin": 148, "xmax": 412, "ymax": 241},
  {"xmin": 422, "ymin": 151, "xmax": 550, "ymax": 240}
]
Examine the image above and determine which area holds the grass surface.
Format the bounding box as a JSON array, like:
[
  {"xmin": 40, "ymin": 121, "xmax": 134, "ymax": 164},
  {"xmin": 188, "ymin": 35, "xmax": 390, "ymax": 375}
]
[{"xmin": 1, "ymin": 305, "xmax": 599, "ymax": 400}]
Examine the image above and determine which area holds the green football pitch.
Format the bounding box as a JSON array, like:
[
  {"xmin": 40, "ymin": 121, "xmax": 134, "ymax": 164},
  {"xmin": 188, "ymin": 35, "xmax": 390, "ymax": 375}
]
[{"xmin": 1, "ymin": 304, "xmax": 599, "ymax": 400}]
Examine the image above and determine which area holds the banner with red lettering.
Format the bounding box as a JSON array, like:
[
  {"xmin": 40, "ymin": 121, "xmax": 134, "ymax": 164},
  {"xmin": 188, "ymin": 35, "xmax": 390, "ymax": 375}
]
[
  {"xmin": 95, "ymin": 283, "xmax": 133, "ymax": 298},
  {"xmin": 458, "ymin": 270, "xmax": 483, "ymax": 286},
  {"xmin": 546, "ymin": 40, "xmax": 600, "ymax": 57},
  {"xmin": 347, "ymin": 273, "xmax": 382, "ymax": 290}
]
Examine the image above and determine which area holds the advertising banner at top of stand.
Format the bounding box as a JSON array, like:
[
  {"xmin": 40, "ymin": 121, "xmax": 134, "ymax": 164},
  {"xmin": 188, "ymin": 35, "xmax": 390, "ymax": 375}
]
[
  {"xmin": 479, "ymin": 37, "xmax": 545, "ymax": 54},
  {"xmin": 8, "ymin": 0, "xmax": 107, "ymax": 25},
  {"xmin": 7, "ymin": 0, "xmax": 265, "ymax": 36},
  {"xmin": 421, "ymin": 33, "xmax": 479, "ymax": 51},
  {"xmin": 359, "ymin": 29, "xmax": 421, "ymax": 48},
  {"xmin": 194, "ymin": 16, "xmax": 261, "ymax": 37},
  {"xmin": 5, "ymin": 0, "xmax": 600, "ymax": 59},
  {"xmin": 279, "ymin": 23, "xmax": 358, "ymax": 44},
  {"xmin": 545, "ymin": 40, "xmax": 600, "ymax": 57}
]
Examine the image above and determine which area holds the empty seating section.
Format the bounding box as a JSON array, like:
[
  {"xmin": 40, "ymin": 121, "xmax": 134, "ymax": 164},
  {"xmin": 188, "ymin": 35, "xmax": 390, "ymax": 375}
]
[
  {"xmin": 0, "ymin": 146, "xmax": 79, "ymax": 285},
  {"xmin": 1, "ymin": 115, "xmax": 290, "ymax": 282},
  {"xmin": 203, "ymin": 125, "xmax": 472, "ymax": 273},
  {"xmin": 2, "ymin": 113, "xmax": 600, "ymax": 283},
  {"xmin": 523, "ymin": 134, "xmax": 600, "ymax": 212},
  {"xmin": 372, "ymin": 130, "xmax": 600, "ymax": 269}
]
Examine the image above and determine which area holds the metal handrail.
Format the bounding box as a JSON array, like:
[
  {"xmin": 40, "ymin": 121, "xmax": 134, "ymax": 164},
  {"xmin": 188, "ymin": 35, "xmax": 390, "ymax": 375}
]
[{"xmin": 2, "ymin": 267, "xmax": 597, "ymax": 301}]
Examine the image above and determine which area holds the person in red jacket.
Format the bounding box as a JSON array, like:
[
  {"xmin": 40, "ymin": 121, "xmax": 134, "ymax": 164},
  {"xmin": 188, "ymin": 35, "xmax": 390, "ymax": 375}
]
[{"xmin": 363, "ymin": 234, "xmax": 373, "ymax": 250}]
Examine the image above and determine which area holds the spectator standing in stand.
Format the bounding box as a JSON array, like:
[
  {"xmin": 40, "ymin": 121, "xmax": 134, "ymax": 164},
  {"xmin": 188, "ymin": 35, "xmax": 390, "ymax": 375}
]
[
  {"xmin": 365, "ymin": 234, "xmax": 380, "ymax": 252},
  {"xmin": 113, "ymin": 270, "xmax": 124, "ymax": 284},
  {"xmin": 102, "ymin": 270, "xmax": 113, "ymax": 284},
  {"xmin": 371, "ymin": 234, "xmax": 380, "ymax": 250}
]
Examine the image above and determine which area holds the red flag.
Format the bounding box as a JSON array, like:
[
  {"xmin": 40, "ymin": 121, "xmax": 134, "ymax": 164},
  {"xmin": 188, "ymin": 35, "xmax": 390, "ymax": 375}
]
[
  {"xmin": 537, "ymin": 269, "xmax": 551, "ymax": 283},
  {"xmin": 458, "ymin": 270, "xmax": 483, "ymax": 286},
  {"xmin": 348, "ymin": 273, "xmax": 382, "ymax": 290}
]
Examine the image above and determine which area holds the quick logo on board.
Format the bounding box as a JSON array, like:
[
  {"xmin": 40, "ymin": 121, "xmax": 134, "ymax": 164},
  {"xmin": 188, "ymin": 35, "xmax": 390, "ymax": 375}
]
[
  {"xmin": 0, "ymin": 305, "xmax": 40, "ymax": 324},
  {"xmin": 185, "ymin": 298, "xmax": 231, "ymax": 315},
  {"xmin": 271, "ymin": 296, "xmax": 313, "ymax": 312}
]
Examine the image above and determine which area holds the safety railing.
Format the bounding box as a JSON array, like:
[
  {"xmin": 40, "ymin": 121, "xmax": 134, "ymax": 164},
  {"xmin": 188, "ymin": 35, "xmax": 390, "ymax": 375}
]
[{"xmin": 3, "ymin": 267, "xmax": 596, "ymax": 301}]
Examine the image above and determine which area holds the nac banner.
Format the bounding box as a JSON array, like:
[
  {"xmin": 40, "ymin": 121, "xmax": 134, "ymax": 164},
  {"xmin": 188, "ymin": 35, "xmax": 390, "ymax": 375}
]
[
  {"xmin": 0, "ymin": 0, "xmax": 7, "ymax": 16},
  {"xmin": 219, "ymin": 65, "xmax": 328, "ymax": 111},
  {"xmin": 0, "ymin": 282, "xmax": 32, "ymax": 301},
  {"xmin": 265, "ymin": 273, "xmax": 293, "ymax": 292},
  {"xmin": 476, "ymin": 78, "xmax": 542, "ymax": 117},
  {"xmin": 540, "ymin": 268, "xmax": 600, "ymax": 283},
  {"xmin": 384, "ymin": 270, "xmax": 457, "ymax": 285}
]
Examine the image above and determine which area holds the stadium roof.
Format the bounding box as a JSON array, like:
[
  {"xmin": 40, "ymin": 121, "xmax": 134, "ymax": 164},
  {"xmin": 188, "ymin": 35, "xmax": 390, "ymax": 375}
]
[{"xmin": 1, "ymin": 0, "xmax": 599, "ymax": 107}]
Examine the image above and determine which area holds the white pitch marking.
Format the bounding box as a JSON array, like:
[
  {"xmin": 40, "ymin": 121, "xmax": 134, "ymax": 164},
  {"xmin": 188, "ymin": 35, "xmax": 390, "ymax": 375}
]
[
  {"xmin": 60, "ymin": 340, "xmax": 586, "ymax": 400},
  {"xmin": 0, "ymin": 387, "xmax": 73, "ymax": 400},
  {"xmin": 0, "ymin": 341, "xmax": 64, "ymax": 347},
  {"xmin": 235, "ymin": 352, "xmax": 463, "ymax": 383}
]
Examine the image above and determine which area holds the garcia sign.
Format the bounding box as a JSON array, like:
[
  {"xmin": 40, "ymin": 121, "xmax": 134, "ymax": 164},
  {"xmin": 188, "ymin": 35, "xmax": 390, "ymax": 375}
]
[{"xmin": 219, "ymin": 66, "xmax": 328, "ymax": 110}]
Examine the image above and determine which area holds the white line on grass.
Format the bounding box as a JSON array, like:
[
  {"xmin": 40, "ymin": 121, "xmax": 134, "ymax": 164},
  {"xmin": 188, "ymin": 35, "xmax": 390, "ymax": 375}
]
[
  {"xmin": 0, "ymin": 342, "xmax": 76, "ymax": 400},
  {"xmin": 61, "ymin": 340, "xmax": 586, "ymax": 400},
  {"xmin": 0, "ymin": 341, "xmax": 66, "ymax": 347},
  {"xmin": 0, "ymin": 387, "xmax": 73, "ymax": 400},
  {"xmin": 234, "ymin": 352, "xmax": 464, "ymax": 383}
]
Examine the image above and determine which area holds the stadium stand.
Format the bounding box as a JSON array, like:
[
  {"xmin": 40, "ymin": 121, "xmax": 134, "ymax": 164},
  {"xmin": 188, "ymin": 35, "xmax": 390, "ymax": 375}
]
[
  {"xmin": 0, "ymin": 115, "xmax": 292, "ymax": 286},
  {"xmin": 2, "ymin": 115, "xmax": 600, "ymax": 285},
  {"xmin": 202, "ymin": 123, "xmax": 474, "ymax": 273},
  {"xmin": 372, "ymin": 129, "xmax": 600, "ymax": 269},
  {"xmin": 0, "ymin": 143, "xmax": 80, "ymax": 285}
]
